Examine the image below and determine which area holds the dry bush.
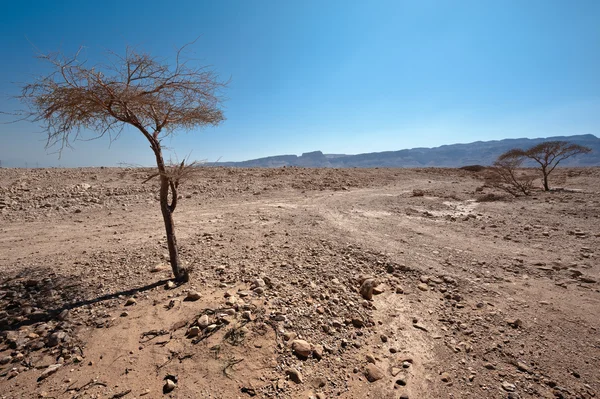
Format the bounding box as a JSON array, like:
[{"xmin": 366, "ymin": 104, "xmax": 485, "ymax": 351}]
[
  {"xmin": 460, "ymin": 165, "xmax": 486, "ymax": 172},
  {"xmin": 476, "ymin": 193, "xmax": 507, "ymax": 202},
  {"xmin": 486, "ymin": 156, "xmax": 535, "ymax": 197},
  {"xmin": 412, "ymin": 189, "xmax": 425, "ymax": 197}
]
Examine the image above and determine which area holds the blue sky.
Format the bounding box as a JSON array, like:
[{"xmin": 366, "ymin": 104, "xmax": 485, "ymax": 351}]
[{"xmin": 1, "ymin": 0, "xmax": 599, "ymax": 167}]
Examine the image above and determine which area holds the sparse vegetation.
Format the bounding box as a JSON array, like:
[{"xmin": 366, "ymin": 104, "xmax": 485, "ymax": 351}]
[
  {"xmin": 16, "ymin": 43, "xmax": 227, "ymax": 282},
  {"xmin": 487, "ymin": 152, "xmax": 536, "ymax": 196},
  {"xmin": 496, "ymin": 141, "xmax": 592, "ymax": 191},
  {"xmin": 459, "ymin": 164, "xmax": 486, "ymax": 172}
]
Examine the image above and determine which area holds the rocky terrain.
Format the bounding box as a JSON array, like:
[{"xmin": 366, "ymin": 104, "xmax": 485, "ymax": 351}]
[{"xmin": 0, "ymin": 166, "xmax": 599, "ymax": 399}]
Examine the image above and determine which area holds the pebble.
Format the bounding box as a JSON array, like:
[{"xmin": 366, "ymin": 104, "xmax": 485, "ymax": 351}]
[
  {"xmin": 291, "ymin": 339, "xmax": 312, "ymax": 358},
  {"xmin": 502, "ymin": 381, "xmax": 516, "ymax": 392},
  {"xmin": 163, "ymin": 379, "xmax": 176, "ymax": 393},
  {"xmin": 359, "ymin": 278, "xmax": 376, "ymax": 300},
  {"xmin": 186, "ymin": 291, "xmax": 201, "ymax": 301},
  {"xmin": 365, "ymin": 364, "xmax": 384, "ymax": 382},
  {"xmin": 187, "ymin": 326, "xmax": 201, "ymax": 337},
  {"xmin": 198, "ymin": 315, "xmax": 210, "ymax": 329},
  {"xmin": 417, "ymin": 283, "xmax": 429, "ymax": 291},
  {"xmin": 38, "ymin": 364, "xmax": 61, "ymax": 381},
  {"xmin": 285, "ymin": 368, "xmax": 303, "ymax": 384},
  {"xmin": 125, "ymin": 298, "xmax": 136, "ymax": 306}
]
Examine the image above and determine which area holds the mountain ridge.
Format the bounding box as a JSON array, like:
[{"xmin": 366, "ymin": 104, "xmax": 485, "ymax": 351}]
[{"xmin": 217, "ymin": 134, "xmax": 600, "ymax": 168}]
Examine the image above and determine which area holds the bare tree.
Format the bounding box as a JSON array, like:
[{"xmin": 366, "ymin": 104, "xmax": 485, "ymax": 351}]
[
  {"xmin": 17, "ymin": 44, "xmax": 227, "ymax": 282},
  {"xmin": 497, "ymin": 141, "xmax": 592, "ymax": 191},
  {"xmin": 487, "ymin": 150, "xmax": 535, "ymax": 196}
]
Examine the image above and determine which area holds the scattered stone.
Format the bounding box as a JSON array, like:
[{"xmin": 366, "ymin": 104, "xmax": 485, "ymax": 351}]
[
  {"xmin": 359, "ymin": 278, "xmax": 376, "ymax": 300},
  {"xmin": 502, "ymin": 381, "xmax": 516, "ymax": 392},
  {"xmin": 440, "ymin": 372, "xmax": 451, "ymax": 382},
  {"xmin": 506, "ymin": 318, "xmax": 523, "ymax": 328},
  {"xmin": 165, "ymin": 281, "xmax": 175, "ymax": 289},
  {"xmin": 38, "ymin": 364, "xmax": 61, "ymax": 382},
  {"xmin": 125, "ymin": 298, "xmax": 137, "ymax": 306},
  {"xmin": 283, "ymin": 332, "xmax": 297, "ymax": 342},
  {"xmin": 313, "ymin": 344, "xmax": 324, "ymax": 360},
  {"xmin": 365, "ymin": 364, "xmax": 385, "ymax": 382},
  {"xmin": 291, "ymin": 339, "xmax": 312, "ymax": 359},
  {"xmin": 417, "ymin": 283, "xmax": 429, "ymax": 292},
  {"xmin": 150, "ymin": 264, "xmax": 167, "ymax": 273},
  {"xmin": 47, "ymin": 331, "xmax": 68, "ymax": 347},
  {"xmin": 197, "ymin": 315, "xmax": 210, "ymax": 329},
  {"xmin": 187, "ymin": 326, "xmax": 201, "ymax": 337},
  {"xmin": 163, "ymin": 379, "xmax": 176, "ymax": 393},
  {"xmin": 395, "ymin": 376, "xmax": 407, "ymax": 386},
  {"xmin": 516, "ymin": 361, "xmax": 531, "ymax": 373},
  {"xmin": 185, "ymin": 291, "xmax": 201, "ymax": 301},
  {"xmin": 351, "ymin": 318, "xmax": 365, "ymax": 328},
  {"xmin": 285, "ymin": 368, "xmax": 303, "ymax": 384}
]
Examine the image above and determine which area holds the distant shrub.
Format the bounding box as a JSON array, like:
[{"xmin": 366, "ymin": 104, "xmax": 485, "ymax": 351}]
[
  {"xmin": 460, "ymin": 165, "xmax": 486, "ymax": 172},
  {"xmin": 412, "ymin": 189, "xmax": 425, "ymax": 197},
  {"xmin": 476, "ymin": 193, "xmax": 507, "ymax": 202}
]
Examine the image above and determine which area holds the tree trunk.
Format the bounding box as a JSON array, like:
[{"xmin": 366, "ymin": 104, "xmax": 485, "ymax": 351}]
[
  {"xmin": 153, "ymin": 145, "xmax": 186, "ymax": 281},
  {"xmin": 542, "ymin": 167, "xmax": 549, "ymax": 191}
]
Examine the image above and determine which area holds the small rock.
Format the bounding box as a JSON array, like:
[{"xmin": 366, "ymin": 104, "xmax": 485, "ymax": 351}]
[
  {"xmin": 187, "ymin": 326, "xmax": 201, "ymax": 337},
  {"xmin": 165, "ymin": 281, "xmax": 175, "ymax": 289},
  {"xmin": 38, "ymin": 364, "xmax": 61, "ymax": 381},
  {"xmin": 351, "ymin": 318, "xmax": 365, "ymax": 328},
  {"xmin": 197, "ymin": 315, "xmax": 210, "ymax": 329},
  {"xmin": 283, "ymin": 332, "xmax": 297, "ymax": 342},
  {"xmin": 365, "ymin": 364, "xmax": 385, "ymax": 382},
  {"xmin": 125, "ymin": 298, "xmax": 136, "ymax": 306},
  {"xmin": 502, "ymin": 381, "xmax": 516, "ymax": 392},
  {"xmin": 440, "ymin": 372, "xmax": 451, "ymax": 382},
  {"xmin": 186, "ymin": 291, "xmax": 201, "ymax": 301},
  {"xmin": 291, "ymin": 339, "xmax": 312, "ymax": 359},
  {"xmin": 163, "ymin": 379, "xmax": 176, "ymax": 393},
  {"xmin": 417, "ymin": 283, "xmax": 429, "ymax": 291},
  {"xmin": 47, "ymin": 331, "xmax": 68, "ymax": 347},
  {"xmin": 360, "ymin": 279, "xmax": 376, "ymax": 300},
  {"xmin": 0, "ymin": 355, "xmax": 12, "ymax": 365},
  {"xmin": 516, "ymin": 361, "xmax": 531, "ymax": 373},
  {"xmin": 313, "ymin": 344, "xmax": 324, "ymax": 360},
  {"xmin": 285, "ymin": 368, "xmax": 303, "ymax": 384},
  {"xmin": 506, "ymin": 318, "xmax": 523, "ymax": 328}
]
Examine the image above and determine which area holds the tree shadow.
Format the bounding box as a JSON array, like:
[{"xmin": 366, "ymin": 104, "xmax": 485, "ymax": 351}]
[{"xmin": 0, "ymin": 265, "xmax": 171, "ymax": 333}]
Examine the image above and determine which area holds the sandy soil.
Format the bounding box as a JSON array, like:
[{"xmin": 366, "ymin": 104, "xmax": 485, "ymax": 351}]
[{"xmin": 0, "ymin": 166, "xmax": 599, "ymax": 399}]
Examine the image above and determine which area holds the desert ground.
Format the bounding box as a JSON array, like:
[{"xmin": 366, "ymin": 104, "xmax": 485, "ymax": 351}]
[{"xmin": 0, "ymin": 166, "xmax": 599, "ymax": 399}]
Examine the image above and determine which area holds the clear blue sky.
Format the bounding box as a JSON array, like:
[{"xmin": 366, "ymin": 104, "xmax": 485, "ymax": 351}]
[{"xmin": 1, "ymin": 0, "xmax": 599, "ymax": 167}]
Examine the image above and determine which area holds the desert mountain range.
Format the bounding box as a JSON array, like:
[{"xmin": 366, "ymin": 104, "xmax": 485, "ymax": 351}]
[{"xmin": 219, "ymin": 134, "xmax": 599, "ymax": 168}]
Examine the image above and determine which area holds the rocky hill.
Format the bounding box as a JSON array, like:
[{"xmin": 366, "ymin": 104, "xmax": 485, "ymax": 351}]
[{"xmin": 219, "ymin": 134, "xmax": 600, "ymax": 168}]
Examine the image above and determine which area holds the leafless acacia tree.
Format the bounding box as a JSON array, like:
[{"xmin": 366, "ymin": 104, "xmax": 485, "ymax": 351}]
[
  {"xmin": 497, "ymin": 141, "xmax": 592, "ymax": 191},
  {"xmin": 487, "ymin": 150, "xmax": 535, "ymax": 196},
  {"xmin": 17, "ymin": 44, "xmax": 227, "ymax": 282}
]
